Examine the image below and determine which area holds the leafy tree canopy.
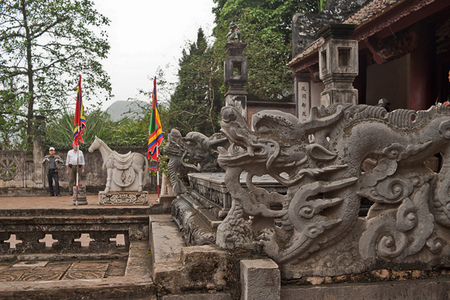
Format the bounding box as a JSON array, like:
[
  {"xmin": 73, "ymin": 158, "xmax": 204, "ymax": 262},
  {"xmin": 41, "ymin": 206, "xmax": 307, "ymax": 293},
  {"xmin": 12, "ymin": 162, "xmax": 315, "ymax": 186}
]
[
  {"xmin": 212, "ymin": 0, "xmax": 322, "ymax": 99},
  {"xmin": 166, "ymin": 28, "xmax": 223, "ymax": 136},
  {"xmin": 0, "ymin": 0, "xmax": 111, "ymax": 152}
]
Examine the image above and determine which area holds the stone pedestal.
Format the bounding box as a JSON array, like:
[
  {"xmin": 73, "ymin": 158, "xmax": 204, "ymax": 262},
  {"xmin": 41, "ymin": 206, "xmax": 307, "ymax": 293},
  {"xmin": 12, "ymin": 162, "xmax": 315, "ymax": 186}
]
[
  {"xmin": 99, "ymin": 191, "xmax": 148, "ymax": 205},
  {"xmin": 240, "ymin": 259, "xmax": 280, "ymax": 300},
  {"xmin": 72, "ymin": 186, "xmax": 88, "ymax": 205}
]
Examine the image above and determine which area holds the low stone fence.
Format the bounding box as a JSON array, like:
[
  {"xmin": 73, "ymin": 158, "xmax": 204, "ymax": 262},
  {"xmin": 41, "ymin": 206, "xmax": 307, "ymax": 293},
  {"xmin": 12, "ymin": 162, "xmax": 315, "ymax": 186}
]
[
  {"xmin": 0, "ymin": 214, "xmax": 149, "ymax": 256},
  {"xmin": 0, "ymin": 148, "xmax": 157, "ymax": 196}
]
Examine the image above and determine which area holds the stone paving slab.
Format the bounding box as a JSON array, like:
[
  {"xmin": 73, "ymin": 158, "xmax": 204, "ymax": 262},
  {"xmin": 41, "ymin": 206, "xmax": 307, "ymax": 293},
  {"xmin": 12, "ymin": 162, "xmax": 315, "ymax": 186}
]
[
  {"xmin": 106, "ymin": 259, "xmax": 127, "ymax": 277},
  {"xmin": 0, "ymin": 259, "xmax": 126, "ymax": 282},
  {"xmin": 0, "ymin": 268, "xmax": 27, "ymax": 282},
  {"xmin": 19, "ymin": 268, "xmax": 64, "ymax": 282},
  {"xmin": 62, "ymin": 260, "xmax": 110, "ymax": 280}
]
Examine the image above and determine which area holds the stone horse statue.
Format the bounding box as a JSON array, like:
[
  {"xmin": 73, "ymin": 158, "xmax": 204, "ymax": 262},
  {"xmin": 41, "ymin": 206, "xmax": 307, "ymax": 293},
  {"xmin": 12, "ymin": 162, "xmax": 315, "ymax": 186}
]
[{"xmin": 88, "ymin": 136, "xmax": 149, "ymax": 192}]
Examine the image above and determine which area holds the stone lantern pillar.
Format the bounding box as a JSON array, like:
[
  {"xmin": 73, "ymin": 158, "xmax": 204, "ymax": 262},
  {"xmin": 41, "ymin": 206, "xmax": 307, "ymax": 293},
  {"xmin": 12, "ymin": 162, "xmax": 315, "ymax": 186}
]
[
  {"xmin": 318, "ymin": 24, "xmax": 358, "ymax": 106},
  {"xmin": 33, "ymin": 115, "xmax": 46, "ymax": 189},
  {"xmin": 224, "ymin": 42, "xmax": 248, "ymax": 120}
]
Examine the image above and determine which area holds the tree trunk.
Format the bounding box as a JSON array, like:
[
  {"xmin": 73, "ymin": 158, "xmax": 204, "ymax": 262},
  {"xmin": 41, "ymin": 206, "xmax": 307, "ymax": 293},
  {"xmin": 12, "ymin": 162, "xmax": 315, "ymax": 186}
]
[{"xmin": 21, "ymin": 0, "xmax": 35, "ymax": 150}]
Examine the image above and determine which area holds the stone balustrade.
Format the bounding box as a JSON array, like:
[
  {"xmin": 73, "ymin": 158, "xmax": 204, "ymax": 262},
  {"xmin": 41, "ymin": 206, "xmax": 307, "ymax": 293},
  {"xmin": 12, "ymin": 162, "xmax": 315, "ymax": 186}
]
[{"xmin": 0, "ymin": 215, "xmax": 149, "ymax": 255}]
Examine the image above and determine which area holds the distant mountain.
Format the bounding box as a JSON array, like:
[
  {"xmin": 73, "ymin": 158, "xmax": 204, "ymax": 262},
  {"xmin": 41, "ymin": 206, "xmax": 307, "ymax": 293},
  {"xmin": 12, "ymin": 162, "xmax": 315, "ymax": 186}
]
[{"xmin": 105, "ymin": 100, "xmax": 148, "ymax": 121}]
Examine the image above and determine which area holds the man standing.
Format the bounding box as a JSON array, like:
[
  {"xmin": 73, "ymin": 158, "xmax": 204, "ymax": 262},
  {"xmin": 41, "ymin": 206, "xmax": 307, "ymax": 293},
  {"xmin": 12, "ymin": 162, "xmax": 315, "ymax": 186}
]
[
  {"xmin": 42, "ymin": 147, "xmax": 64, "ymax": 196},
  {"xmin": 66, "ymin": 143, "xmax": 85, "ymax": 196}
]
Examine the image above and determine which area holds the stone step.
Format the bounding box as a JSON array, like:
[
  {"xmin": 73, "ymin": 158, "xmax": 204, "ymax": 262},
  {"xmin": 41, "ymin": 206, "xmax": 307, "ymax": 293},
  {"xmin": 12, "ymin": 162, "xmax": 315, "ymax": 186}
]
[
  {"xmin": 0, "ymin": 276, "xmax": 155, "ymax": 300},
  {"xmin": 181, "ymin": 193, "xmax": 222, "ymax": 229},
  {"xmin": 0, "ymin": 207, "xmax": 151, "ymax": 217},
  {"xmin": 149, "ymin": 215, "xmax": 186, "ymax": 266}
]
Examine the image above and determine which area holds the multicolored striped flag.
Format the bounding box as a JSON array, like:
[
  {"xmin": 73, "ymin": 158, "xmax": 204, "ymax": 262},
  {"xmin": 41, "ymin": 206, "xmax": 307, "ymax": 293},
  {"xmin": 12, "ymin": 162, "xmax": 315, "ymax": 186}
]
[
  {"xmin": 147, "ymin": 77, "xmax": 164, "ymax": 161},
  {"xmin": 73, "ymin": 75, "xmax": 86, "ymax": 146}
]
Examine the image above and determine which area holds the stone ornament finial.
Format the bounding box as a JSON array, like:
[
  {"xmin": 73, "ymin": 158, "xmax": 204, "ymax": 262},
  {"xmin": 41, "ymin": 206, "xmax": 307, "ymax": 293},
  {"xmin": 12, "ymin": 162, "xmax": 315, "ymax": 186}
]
[{"xmin": 227, "ymin": 21, "xmax": 241, "ymax": 43}]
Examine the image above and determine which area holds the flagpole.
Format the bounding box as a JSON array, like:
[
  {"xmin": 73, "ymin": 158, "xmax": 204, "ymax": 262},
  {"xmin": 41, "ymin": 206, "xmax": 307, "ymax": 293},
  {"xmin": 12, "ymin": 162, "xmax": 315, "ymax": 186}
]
[
  {"xmin": 75, "ymin": 143, "xmax": 79, "ymax": 207},
  {"xmin": 156, "ymin": 145, "xmax": 160, "ymax": 199}
]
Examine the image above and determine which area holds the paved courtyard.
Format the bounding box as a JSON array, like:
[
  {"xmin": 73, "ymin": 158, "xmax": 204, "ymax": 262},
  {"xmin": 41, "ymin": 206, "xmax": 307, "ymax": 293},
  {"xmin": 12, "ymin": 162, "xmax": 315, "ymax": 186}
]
[{"xmin": 0, "ymin": 194, "xmax": 159, "ymax": 209}]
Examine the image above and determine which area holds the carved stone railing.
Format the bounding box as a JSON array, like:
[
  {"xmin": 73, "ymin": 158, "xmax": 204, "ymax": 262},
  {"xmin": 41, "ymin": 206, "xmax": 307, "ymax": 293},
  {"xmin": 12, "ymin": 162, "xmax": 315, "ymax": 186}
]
[
  {"xmin": 188, "ymin": 172, "xmax": 287, "ymax": 220},
  {"xmin": 217, "ymin": 104, "xmax": 450, "ymax": 279},
  {"xmin": 0, "ymin": 150, "xmax": 28, "ymax": 187},
  {"xmin": 0, "ymin": 215, "xmax": 149, "ymax": 255}
]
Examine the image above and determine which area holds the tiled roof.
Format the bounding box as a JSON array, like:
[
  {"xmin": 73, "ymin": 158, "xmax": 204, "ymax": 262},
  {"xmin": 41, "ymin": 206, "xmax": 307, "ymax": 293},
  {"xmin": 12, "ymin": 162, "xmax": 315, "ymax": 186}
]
[
  {"xmin": 287, "ymin": 37, "xmax": 324, "ymax": 67},
  {"xmin": 288, "ymin": 0, "xmax": 404, "ymax": 68},
  {"xmin": 343, "ymin": 0, "xmax": 400, "ymax": 26}
]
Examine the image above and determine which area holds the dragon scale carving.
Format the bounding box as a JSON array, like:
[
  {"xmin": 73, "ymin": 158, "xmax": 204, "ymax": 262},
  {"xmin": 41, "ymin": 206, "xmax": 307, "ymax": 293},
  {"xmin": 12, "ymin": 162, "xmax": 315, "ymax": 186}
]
[{"xmin": 217, "ymin": 104, "xmax": 450, "ymax": 273}]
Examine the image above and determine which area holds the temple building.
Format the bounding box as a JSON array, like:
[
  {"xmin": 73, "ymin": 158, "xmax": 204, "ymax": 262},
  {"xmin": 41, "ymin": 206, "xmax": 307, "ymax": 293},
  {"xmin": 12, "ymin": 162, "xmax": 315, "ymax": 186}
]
[{"xmin": 289, "ymin": 0, "xmax": 450, "ymax": 119}]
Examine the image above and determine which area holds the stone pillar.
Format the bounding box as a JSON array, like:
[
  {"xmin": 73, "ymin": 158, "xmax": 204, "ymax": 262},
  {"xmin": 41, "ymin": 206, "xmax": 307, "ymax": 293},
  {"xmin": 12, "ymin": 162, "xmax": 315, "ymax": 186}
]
[
  {"xmin": 224, "ymin": 42, "xmax": 248, "ymax": 120},
  {"xmin": 409, "ymin": 22, "xmax": 436, "ymax": 111},
  {"xmin": 160, "ymin": 173, "xmax": 173, "ymax": 197},
  {"xmin": 318, "ymin": 24, "xmax": 358, "ymax": 106},
  {"xmin": 240, "ymin": 259, "xmax": 280, "ymax": 300},
  {"xmin": 33, "ymin": 115, "xmax": 46, "ymax": 189}
]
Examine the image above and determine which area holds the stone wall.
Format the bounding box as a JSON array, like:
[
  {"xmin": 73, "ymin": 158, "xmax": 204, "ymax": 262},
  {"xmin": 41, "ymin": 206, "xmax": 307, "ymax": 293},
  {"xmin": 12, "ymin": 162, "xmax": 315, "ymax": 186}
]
[{"xmin": 0, "ymin": 147, "xmax": 156, "ymax": 195}]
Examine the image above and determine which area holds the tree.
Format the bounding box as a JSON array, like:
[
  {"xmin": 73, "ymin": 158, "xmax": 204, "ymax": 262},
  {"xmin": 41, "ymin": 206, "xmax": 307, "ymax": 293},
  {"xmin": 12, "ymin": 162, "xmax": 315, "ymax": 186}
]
[
  {"xmin": 43, "ymin": 105, "xmax": 153, "ymax": 152},
  {"xmin": 0, "ymin": 0, "xmax": 111, "ymax": 151},
  {"xmin": 0, "ymin": 85, "xmax": 24, "ymax": 150},
  {"xmin": 167, "ymin": 28, "xmax": 223, "ymax": 136},
  {"xmin": 212, "ymin": 0, "xmax": 322, "ymax": 99}
]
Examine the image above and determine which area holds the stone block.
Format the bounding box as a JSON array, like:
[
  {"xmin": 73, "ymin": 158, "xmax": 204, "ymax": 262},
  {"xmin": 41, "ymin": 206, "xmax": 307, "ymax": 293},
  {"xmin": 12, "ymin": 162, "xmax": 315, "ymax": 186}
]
[
  {"xmin": 99, "ymin": 191, "xmax": 148, "ymax": 205},
  {"xmin": 240, "ymin": 259, "xmax": 280, "ymax": 300},
  {"xmin": 152, "ymin": 244, "xmax": 229, "ymax": 295}
]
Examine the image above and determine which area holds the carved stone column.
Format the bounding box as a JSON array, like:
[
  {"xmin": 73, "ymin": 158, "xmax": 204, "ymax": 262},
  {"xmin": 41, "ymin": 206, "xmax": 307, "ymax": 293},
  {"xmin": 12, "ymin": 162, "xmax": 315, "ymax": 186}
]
[
  {"xmin": 224, "ymin": 42, "xmax": 248, "ymax": 120},
  {"xmin": 319, "ymin": 24, "xmax": 358, "ymax": 106},
  {"xmin": 33, "ymin": 115, "xmax": 46, "ymax": 189}
]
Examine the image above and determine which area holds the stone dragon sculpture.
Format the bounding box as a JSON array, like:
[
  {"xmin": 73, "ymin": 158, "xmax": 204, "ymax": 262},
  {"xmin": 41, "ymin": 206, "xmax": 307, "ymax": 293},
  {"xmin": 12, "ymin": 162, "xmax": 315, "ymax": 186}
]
[
  {"xmin": 216, "ymin": 104, "xmax": 450, "ymax": 275},
  {"xmin": 164, "ymin": 129, "xmax": 229, "ymax": 196}
]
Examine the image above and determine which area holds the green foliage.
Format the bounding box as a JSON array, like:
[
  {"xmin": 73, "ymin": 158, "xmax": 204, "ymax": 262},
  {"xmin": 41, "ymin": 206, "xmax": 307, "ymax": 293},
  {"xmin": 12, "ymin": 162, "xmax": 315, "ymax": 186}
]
[
  {"xmin": 0, "ymin": 0, "xmax": 111, "ymax": 151},
  {"xmin": 212, "ymin": 0, "xmax": 321, "ymax": 99},
  {"xmin": 0, "ymin": 86, "xmax": 26, "ymax": 150},
  {"xmin": 318, "ymin": 0, "xmax": 327, "ymax": 11},
  {"xmin": 166, "ymin": 29, "xmax": 223, "ymax": 136},
  {"xmin": 166, "ymin": 0, "xmax": 324, "ymax": 139},
  {"xmin": 42, "ymin": 104, "xmax": 160, "ymax": 152},
  {"xmin": 42, "ymin": 107, "xmax": 114, "ymax": 151}
]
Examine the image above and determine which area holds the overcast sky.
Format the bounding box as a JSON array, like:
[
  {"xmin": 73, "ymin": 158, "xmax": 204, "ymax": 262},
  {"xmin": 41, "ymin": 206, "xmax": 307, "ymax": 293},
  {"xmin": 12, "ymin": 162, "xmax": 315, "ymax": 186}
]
[{"xmin": 92, "ymin": 0, "xmax": 216, "ymax": 109}]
